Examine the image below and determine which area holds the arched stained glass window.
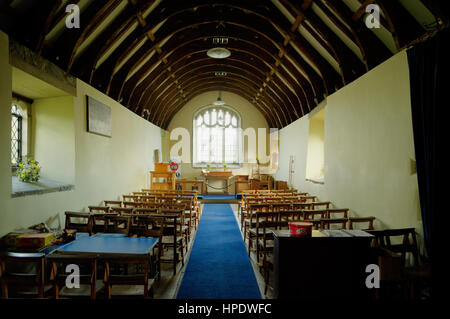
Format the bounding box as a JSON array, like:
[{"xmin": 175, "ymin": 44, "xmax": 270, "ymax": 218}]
[{"xmin": 193, "ymin": 106, "xmax": 242, "ymax": 165}]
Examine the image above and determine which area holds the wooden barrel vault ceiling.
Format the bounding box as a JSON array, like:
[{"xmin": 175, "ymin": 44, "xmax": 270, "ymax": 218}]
[{"xmin": 0, "ymin": 0, "xmax": 447, "ymax": 129}]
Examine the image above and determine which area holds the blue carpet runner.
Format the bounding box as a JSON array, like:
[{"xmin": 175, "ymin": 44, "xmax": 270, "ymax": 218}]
[{"xmin": 176, "ymin": 203, "xmax": 261, "ymax": 299}]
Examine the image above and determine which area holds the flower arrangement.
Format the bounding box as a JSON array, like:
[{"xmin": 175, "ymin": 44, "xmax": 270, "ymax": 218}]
[{"xmin": 16, "ymin": 156, "xmax": 41, "ymax": 182}]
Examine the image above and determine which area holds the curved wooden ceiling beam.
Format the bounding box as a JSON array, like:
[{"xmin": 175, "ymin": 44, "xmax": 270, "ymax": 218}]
[
  {"xmin": 111, "ymin": 19, "xmax": 322, "ymax": 108},
  {"xmin": 161, "ymin": 84, "xmax": 280, "ymax": 129},
  {"xmin": 150, "ymin": 75, "xmax": 285, "ymax": 128},
  {"xmin": 45, "ymin": 0, "xmax": 122, "ymax": 72},
  {"xmin": 120, "ymin": 26, "xmax": 318, "ymax": 107},
  {"xmin": 124, "ymin": 34, "xmax": 316, "ymax": 115},
  {"xmin": 319, "ymin": 0, "xmax": 392, "ymax": 70},
  {"xmin": 143, "ymin": 56, "xmax": 297, "ymax": 125},
  {"xmin": 70, "ymin": 0, "xmax": 157, "ymax": 81},
  {"xmin": 133, "ymin": 38, "xmax": 309, "ymax": 124},
  {"xmin": 153, "ymin": 81, "xmax": 279, "ymax": 129},
  {"xmin": 155, "ymin": 72, "xmax": 292, "ymax": 127},
  {"xmin": 280, "ymin": 0, "xmax": 366, "ymax": 83},
  {"xmin": 162, "ymin": 64, "xmax": 302, "ymax": 122},
  {"xmin": 90, "ymin": 3, "xmax": 339, "ymax": 100},
  {"xmin": 142, "ymin": 56, "xmax": 295, "ymax": 115}
]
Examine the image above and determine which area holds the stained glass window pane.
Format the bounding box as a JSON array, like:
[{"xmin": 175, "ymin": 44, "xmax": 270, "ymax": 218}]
[
  {"xmin": 11, "ymin": 104, "xmax": 22, "ymax": 165},
  {"xmin": 194, "ymin": 106, "xmax": 241, "ymax": 165}
]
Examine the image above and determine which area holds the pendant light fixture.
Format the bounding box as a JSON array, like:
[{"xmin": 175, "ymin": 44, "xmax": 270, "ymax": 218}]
[
  {"xmin": 213, "ymin": 89, "xmax": 225, "ymax": 106},
  {"xmin": 214, "ymin": 83, "xmax": 226, "ymax": 106}
]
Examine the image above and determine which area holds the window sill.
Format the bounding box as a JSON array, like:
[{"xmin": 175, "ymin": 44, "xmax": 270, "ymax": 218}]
[
  {"xmin": 306, "ymin": 178, "xmax": 324, "ymax": 185},
  {"xmin": 11, "ymin": 176, "xmax": 74, "ymax": 198}
]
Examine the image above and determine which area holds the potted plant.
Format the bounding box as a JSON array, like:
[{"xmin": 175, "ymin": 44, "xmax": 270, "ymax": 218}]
[
  {"xmin": 16, "ymin": 156, "xmax": 41, "ymax": 182},
  {"xmin": 223, "ymin": 163, "xmax": 227, "ymax": 171}
]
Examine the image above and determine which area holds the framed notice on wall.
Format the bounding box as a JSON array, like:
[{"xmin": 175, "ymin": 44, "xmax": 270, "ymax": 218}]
[{"xmin": 86, "ymin": 95, "xmax": 112, "ymax": 137}]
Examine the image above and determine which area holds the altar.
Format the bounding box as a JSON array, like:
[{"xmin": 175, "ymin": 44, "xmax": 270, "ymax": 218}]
[{"xmin": 202, "ymin": 171, "xmax": 233, "ymax": 194}]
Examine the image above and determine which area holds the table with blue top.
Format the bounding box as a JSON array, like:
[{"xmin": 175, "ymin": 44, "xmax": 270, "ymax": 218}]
[{"xmin": 56, "ymin": 233, "xmax": 158, "ymax": 256}]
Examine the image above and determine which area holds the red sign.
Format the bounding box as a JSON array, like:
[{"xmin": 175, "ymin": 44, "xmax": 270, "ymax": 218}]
[{"xmin": 169, "ymin": 161, "xmax": 179, "ymax": 172}]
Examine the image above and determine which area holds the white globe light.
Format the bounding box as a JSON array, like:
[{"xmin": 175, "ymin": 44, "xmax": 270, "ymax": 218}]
[{"xmin": 207, "ymin": 47, "xmax": 231, "ymax": 59}]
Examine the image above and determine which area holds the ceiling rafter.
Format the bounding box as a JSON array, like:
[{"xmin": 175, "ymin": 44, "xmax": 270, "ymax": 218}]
[{"xmin": 0, "ymin": 0, "xmax": 438, "ymax": 129}]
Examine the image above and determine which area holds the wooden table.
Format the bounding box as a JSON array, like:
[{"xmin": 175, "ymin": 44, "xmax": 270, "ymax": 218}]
[
  {"xmin": 57, "ymin": 234, "xmax": 158, "ymax": 256},
  {"xmin": 176, "ymin": 179, "xmax": 205, "ymax": 194},
  {"xmin": 272, "ymin": 230, "xmax": 373, "ymax": 299},
  {"xmin": 202, "ymin": 171, "xmax": 233, "ymax": 194}
]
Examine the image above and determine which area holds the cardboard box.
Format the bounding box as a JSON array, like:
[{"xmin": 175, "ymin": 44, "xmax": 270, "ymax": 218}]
[
  {"xmin": 1, "ymin": 230, "xmax": 38, "ymax": 248},
  {"xmin": 17, "ymin": 233, "xmax": 55, "ymax": 248}
]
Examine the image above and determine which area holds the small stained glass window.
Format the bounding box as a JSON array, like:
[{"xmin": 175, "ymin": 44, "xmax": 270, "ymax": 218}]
[{"xmin": 11, "ymin": 104, "xmax": 22, "ymax": 165}]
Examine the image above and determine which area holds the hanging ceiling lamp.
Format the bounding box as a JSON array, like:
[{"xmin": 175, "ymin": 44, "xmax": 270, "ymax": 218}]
[
  {"xmin": 213, "ymin": 87, "xmax": 225, "ymax": 106},
  {"xmin": 207, "ymin": 47, "xmax": 231, "ymax": 59}
]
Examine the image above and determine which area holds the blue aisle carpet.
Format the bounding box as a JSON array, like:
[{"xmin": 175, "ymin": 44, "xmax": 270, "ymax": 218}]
[{"xmin": 176, "ymin": 203, "xmax": 261, "ymax": 299}]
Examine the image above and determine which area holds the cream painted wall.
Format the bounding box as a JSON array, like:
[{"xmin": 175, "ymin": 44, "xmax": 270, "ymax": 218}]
[
  {"xmin": 32, "ymin": 96, "xmax": 75, "ymax": 184},
  {"xmin": 0, "ymin": 31, "xmax": 163, "ymax": 236},
  {"xmin": 166, "ymin": 91, "xmax": 271, "ymax": 192},
  {"xmin": 275, "ymin": 51, "xmax": 422, "ymax": 244},
  {"xmin": 305, "ymin": 109, "xmax": 325, "ymax": 181}
]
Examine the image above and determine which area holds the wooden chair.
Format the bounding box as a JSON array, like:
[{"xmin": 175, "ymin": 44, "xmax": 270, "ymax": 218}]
[
  {"xmin": 158, "ymin": 209, "xmax": 186, "ymax": 270},
  {"xmin": 104, "ymin": 200, "xmax": 122, "ymax": 208},
  {"xmin": 259, "ymin": 220, "xmax": 289, "ymax": 295},
  {"xmin": 310, "ymin": 202, "xmax": 331, "ymax": 210},
  {"xmin": 370, "ymin": 228, "xmax": 429, "ymax": 299},
  {"xmin": 110, "ymin": 207, "xmax": 134, "ymax": 216},
  {"xmin": 243, "ymin": 203, "xmax": 270, "ymax": 241},
  {"xmin": 64, "ymin": 211, "xmax": 93, "ymax": 235},
  {"xmin": 101, "ymin": 255, "xmax": 155, "ymax": 299},
  {"xmin": 303, "ymin": 210, "xmax": 327, "ymax": 230},
  {"xmin": 122, "ymin": 195, "xmax": 139, "ymax": 202},
  {"xmin": 326, "ymin": 208, "xmax": 349, "ymax": 219},
  {"xmin": 137, "ymin": 215, "xmax": 165, "ymax": 281},
  {"xmin": 47, "ymin": 253, "xmax": 103, "ymax": 299},
  {"xmin": 88, "ymin": 206, "xmax": 111, "ymax": 214},
  {"xmin": 320, "ymin": 218, "xmax": 348, "ymax": 229},
  {"xmin": 247, "ymin": 211, "xmax": 278, "ymax": 262},
  {"xmin": 0, "ymin": 252, "xmax": 50, "ymax": 298},
  {"xmin": 348, "ymin": 216, "xmax": 376, "ymax": 230},
  {"xmin": 102, "ymin": 216, "xmax": 131, "ymax": 236},
  {"xmin": 278, "ymin": 210, "xmax": 304, "ymax": 221}
]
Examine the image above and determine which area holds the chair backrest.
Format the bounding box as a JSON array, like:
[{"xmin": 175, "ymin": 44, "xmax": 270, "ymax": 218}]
[
  {"xmin": 320, "ymin": 218, "xmax": 348, "ymax": 230},
  {"xmin": 46, "ymin": 253, "xmax": 98, "ymax": 299},
  {"xmin": 110, "ymin": 207, "xmax": 134, "ymax": 216},
  {"xmin": 0, "ymin": 252, "xmax": 46, "ymax": 298},
  {"xmin": 104, "ymin": 200, "xmax": 122, "ymax": 208},
  {"xmin": 103, "ymin": 216, "xmax": 131, "ymax": 235},
  {"xmin": 278, "ymin": 210, "xmax": 304, "ymax": 221},
  {"xmin": 378, "ymin": 228, "xmax": 420, "ymax": 267},
  {"xmin": 138, "ymin": 215, "xmax": 165, "ymax": 239},
  {"xmin": 348, "ymin": 217, "xmax": 376, "ymax": 230},
  {"xmin": 88, "ymin": 206, "xmax": 111, "ymax": 214},
  {"xmin": 133, "ymin": 208, "xmax": 159, "ymax": 216},
  {"xmin": 100, "ymin": 254, "xmax": 152, "ymax": 298},
  {"xmin": 310, "ymin": 202, "xmax": 331, "ymax": 210},
  {"xmin": 303, "ymin": 209, "xmax": 327, "ymax": 220},
  {"xmin": 65, "ymin": 211, "xmax": 93, "ymax": 234},
  {"xmin": 122, "ymin": 195, "xmax": 139, "ymax": 202},
  {"xmin": 326, "ymin": 208, "xmax": 349, "ymax": 219}
]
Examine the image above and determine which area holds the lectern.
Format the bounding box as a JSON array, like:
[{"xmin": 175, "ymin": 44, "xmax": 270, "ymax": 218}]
[{"xmin": 150, "ymin": 163, "xmax": 176, "ymax": 190}]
